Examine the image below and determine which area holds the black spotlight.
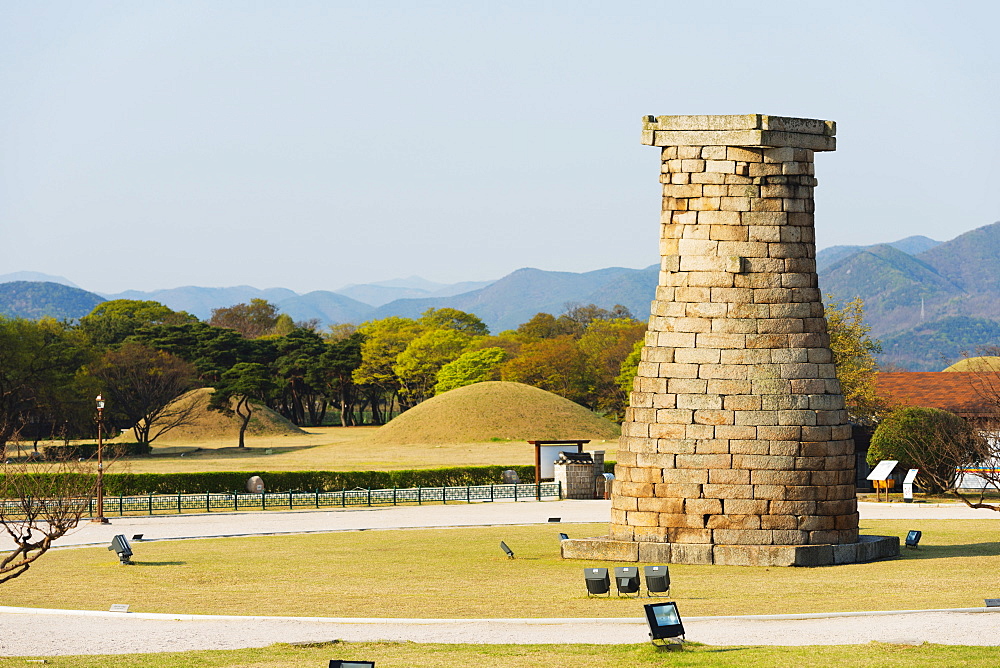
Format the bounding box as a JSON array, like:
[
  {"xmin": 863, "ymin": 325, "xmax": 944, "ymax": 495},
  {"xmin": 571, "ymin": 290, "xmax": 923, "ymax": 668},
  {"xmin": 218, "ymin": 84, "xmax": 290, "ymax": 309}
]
[
  {"xmin": 644, "ymin": 565, "xmax": 670, "ymax": 596},
  {"xmin": 108, "ymin": 534, "xmax": 134, "ymax": 565},
  {"xmin": 905, "ymin": 530, "xmax": 922, "ymax": 549},
  {"xmin": 985, "ymin": 599, "xmax": 1000, "ymax": 608},
  {"xmin": 584, "ymin": 567, "xmax": 611, "ymax": 597},
  {"xmin": 614, "ymin": 566, "xmax": 640, "ymax": 597},
  {"xmin": 500, "ymin": 540, "xmax": 514, "ymax": 558},
  {"xmin": 643, "ymin": 601, "xmax": 685, "ymax": 648},
  {"xmin": 548, "ymin": 517, "xmax": 561, "ymax": 523},
  {"xmin": 329, "ymin": 661, "xmax": 375, "ymax": 668},
  {"xmin": 558, "ymin": 532, "xmax": 569, "ymax": 541},
  {"xmin": 132, "ymin": 534, "xmax": 144, "ymax": 541}
]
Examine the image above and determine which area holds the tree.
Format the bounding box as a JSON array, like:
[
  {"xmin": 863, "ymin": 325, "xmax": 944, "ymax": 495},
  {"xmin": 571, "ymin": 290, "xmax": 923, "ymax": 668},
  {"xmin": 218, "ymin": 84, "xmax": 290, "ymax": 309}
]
[
  {"xmin": 616, "ymin": 338, "xmax": 644, "ymax": 398},
  {"xmin": 129, "ymin": 321, "xmax": 271, "ymax": 382},
  {"xmin": 208, "ymin": 363, "xmax": 277, "ymax": 448},
  {"xmin": 826, "ymin": 296, "xmax": 884, "ymax": 425},
  {"xmin": 317, "ymin": 333, "xmax": 364, "ymax": 426},
  {"xmin": 418, "ymin": 308, "xmax": 488, "ymax": 336},
  {"xmin": 273, "ymin": 328, "xmax": 328, "ymax": 426},
  {"xmin": 868, "ymin": 407, "xmax": 986, "ymax": 495},
  {"xmin": 906, "ymin": 358, "xmax": 1000, "ymax": 511},
  {"xmin": 394, "ymin": 328, "xmax": 472, "ymax": 404},
  {"xmin": 516, "ymin": 313, "xmax": 576, "ymax": 340},
  {"xmin": 434, "ymin": 347, "xmax": 508, "ymax": 395},
  {"xmin": 79, "ymin": 300, "xmax": 196, "ymax": 348},
  {"xmin": 271, "ymin": 313, "xmax": 296, "ymax": 337},
  {"xmin": 325, "ymin": 323, "xmax": 358, "ymax": 342},
  {"xmin": 500, "ymin": 335, "xmax": 594, "ymax": 407},
  {"xmin": 90, "ymin": 343, "xmax": 200, "ymax": 446},
  {"xmin": 557, "ymin": 303, "xmax": 633, "ymax": 337},
  {"xmin": 352, "ymin": 317, "xmax": 423, "ymax": 423},
  {"xmin": 0, "ymin": 318, "xmax": 92, "ymax": 455},
  {"xmin": 209, "ymin": 299, "xmax": 281, "ymax": 338},
  {"xmin": 516, "ymin": 304, "xmax": 633, "ymax": 341},
  {"xmin": 1, "ymin": 452, "xmax": 98, "ymax": 584},
  {"xmin": 577, "ymin": 317, "xmax": 646, "ymax": 417}
]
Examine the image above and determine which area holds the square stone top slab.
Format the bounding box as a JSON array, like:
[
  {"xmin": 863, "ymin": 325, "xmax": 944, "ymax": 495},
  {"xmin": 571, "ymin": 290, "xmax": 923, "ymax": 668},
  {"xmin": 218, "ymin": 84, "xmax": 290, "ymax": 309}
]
[{"xmin": 642, "ymin": 114, "xmax": 836, "ymax": 151}]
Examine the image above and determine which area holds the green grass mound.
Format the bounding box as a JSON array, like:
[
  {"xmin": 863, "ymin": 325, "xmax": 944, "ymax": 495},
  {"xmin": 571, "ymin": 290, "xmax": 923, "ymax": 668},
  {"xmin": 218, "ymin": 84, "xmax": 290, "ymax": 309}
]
[
  {"xmin": 370, "ymin": 381, "xmax": 620, "ymax": 444},
  {"xmin": 155, "ymin": 387, "xmax": 307, "ymax": 442},
  {"xmin": 942, "ymin": 356, "xmax": 1000, "ymax": 372}
]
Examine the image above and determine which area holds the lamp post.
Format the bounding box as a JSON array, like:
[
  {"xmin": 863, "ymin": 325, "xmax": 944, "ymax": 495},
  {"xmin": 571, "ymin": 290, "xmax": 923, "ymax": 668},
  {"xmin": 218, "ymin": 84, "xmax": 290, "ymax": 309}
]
[{"xmin": 92, "ymin": 394, "xmax": 109, "ymax": 524}]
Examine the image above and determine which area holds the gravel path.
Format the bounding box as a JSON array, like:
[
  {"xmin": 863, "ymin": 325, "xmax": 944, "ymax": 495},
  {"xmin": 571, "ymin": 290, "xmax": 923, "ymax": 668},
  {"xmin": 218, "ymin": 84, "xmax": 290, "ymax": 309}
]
[
  {"xmin": 1, "ymin": 500, "xmax": 998, "ymax": 656},
  {"xmin": 3, "ymin": 607, "xmax": 1000, "ymax": 655}
]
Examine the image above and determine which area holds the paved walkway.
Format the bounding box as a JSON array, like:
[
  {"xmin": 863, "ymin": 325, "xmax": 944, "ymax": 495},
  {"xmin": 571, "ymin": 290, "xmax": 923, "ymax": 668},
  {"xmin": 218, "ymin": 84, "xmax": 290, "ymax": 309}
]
[
  {"xmin": 1, "ymin": 499, "xmax": 998, "ymax": 655},
  {"xmin": 0, "ymin": 498, "xmax": 611, "ymax": 551},
  {"xmin": 6, "ymin": 499, "xmax": 997, "ymax": 552}
]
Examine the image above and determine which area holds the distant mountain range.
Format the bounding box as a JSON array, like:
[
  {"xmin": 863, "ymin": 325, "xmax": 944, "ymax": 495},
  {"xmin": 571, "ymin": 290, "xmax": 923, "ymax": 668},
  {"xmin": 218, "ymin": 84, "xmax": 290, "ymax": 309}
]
[
  {"xmin": 819, "ymin": 221, "xmax": 1000, "ymax": 369},
  {"xmin": 0, "ymin": 266, "xmax": 658, "ymax": 333},
  {"xmin": 5, "ymin": 221, "xmax": 1000, "ymax": 370},
  {"xmin": 815, "ymin": 235, "xmax": 941, "ymax": 272},
  {"xmin": 0, "ymin": 281, "xmax": 104, "ymax": 320}
]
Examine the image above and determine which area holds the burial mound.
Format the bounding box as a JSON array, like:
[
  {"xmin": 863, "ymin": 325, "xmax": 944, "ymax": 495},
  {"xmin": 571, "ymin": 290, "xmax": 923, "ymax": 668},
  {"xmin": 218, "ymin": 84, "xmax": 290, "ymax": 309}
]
[
  {"xmin": 154, "ymin": 388, "xmax": 306, "ymax": 442},
  {"xmin": 943, "ymin": 356, "xmax": 1000, "ymax": 372},
  {"xmin": 370, "ymin": 381, "xmax": 620, "ymax": 444}
]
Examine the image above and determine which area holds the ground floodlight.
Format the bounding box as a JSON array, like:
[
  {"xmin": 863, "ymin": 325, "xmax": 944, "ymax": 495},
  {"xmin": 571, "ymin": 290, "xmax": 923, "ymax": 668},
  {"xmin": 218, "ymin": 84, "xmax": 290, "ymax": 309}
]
[
  {"xmin": 643, "ymin": 601, "xmax": 685, "ymax": 647},
  {"xmin": 500, "ymin": 540, "xmax": 514, "ymax": 558},
  {"xmin": 132, "ymin": 534, "xmax": 144, "ymax": 541},
  {"xmin": 558, "ymin": 532, "xmax": 569, "ymax": 541},
  {"xmin": 614, "ymin": 566, "xmax": 640, "ymax": 597},
  {"xmin": 108, "ymin": 534, "xmax": 134, "ymax": 565},
  {"xmin": 986, "ymin": 599, "xmax": 1000, "ymax": 608},
  {"xmin": 584, "ymin": 567, "xmax": 611, "ymax": 597},
  {"xmin": 905, "ymin": 530, "xmax": 922, "ymax": 549},
  {"xmin": 329, "ymin": 661, "xmax": 375, "ymax": 668},
  {"xmin": 644, "ymin": 565, "xmax": 671, "ymax": 596},
  {"xmin": 548, "ymin": 517, "xmax": 561, "ymax": 523}
]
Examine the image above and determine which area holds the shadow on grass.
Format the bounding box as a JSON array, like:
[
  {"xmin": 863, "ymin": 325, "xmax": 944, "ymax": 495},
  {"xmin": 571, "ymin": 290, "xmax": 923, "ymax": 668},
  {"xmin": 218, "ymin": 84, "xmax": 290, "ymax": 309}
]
[
  {"xmin": 134, "ymin": 561, "xmax": 186, "ymax": 566},
  {"xmin": 899, "ymin": 543, "xmax": 1000, "ymax": 560}
]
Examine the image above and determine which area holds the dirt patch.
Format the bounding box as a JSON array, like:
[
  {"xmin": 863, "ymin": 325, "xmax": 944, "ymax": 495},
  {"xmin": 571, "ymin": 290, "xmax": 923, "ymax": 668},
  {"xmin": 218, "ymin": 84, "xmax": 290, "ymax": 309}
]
[{"xmin": 370, "ymin": 381, "xmax": 621, "ymax": 444}]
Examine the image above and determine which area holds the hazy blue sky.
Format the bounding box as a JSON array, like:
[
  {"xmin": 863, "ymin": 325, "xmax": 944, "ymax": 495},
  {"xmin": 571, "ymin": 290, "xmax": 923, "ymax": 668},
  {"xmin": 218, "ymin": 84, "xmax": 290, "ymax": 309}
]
[{"xmin": 2, "ymin": 1, "xmax": 997, "ymax": 294}]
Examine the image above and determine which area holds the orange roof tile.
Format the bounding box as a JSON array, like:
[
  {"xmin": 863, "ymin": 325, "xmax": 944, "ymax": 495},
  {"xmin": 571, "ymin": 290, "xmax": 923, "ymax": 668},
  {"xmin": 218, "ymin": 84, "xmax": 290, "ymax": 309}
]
[{"xmin": 876, "ymin": 372, "xmax": 1000, "ymax": 419}]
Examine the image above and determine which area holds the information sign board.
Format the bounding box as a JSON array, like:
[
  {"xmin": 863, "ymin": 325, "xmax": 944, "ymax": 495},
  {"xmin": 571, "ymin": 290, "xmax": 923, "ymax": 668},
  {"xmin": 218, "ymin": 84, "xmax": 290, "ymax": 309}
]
[
  {"xmin": 903, "ymin": 468, "xmax": 919, "ymax": 502},
  {"xmin": 867, "ymin": 460, "xmax": 898, "ymax": 481}
]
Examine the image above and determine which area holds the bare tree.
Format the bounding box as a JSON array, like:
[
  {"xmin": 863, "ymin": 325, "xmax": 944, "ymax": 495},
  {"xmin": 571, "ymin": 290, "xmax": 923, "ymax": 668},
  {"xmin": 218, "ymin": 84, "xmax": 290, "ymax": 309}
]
[
  {"xmin": 872, "ymin": 403, "xmax": 1000, "ymax": 510},
  {"xmin": 912, "ymin": 417, "xmax": 999, "ymax": 510},
  {"xmin": 953, "ymin": 368, "xmax": 1000, "ymax": 509},
  {"xmin": 90, "ymin": 343, "xmax": 200, "ymax": 446},
  {"xmin": 0, "ymin": 437, "xmax": 98, "ymax": 584},
  {"xmin": 208, "ymin": 299, "xmax": 280, "ymax": 338}
]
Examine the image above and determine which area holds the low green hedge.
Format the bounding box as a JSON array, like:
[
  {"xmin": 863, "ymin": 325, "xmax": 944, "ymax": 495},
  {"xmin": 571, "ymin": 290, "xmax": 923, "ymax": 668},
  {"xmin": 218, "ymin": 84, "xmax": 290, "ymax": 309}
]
[{"xmin": 1, "ymin": 462, "xmax": 616, "ymax": 495}]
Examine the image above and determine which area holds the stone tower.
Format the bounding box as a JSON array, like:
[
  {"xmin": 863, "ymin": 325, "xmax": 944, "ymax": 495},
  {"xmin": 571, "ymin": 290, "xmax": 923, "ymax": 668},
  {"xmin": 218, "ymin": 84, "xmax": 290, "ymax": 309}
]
[{"xmin": 562, "ymin": 115, "xmax": 898, "ymax": 566}]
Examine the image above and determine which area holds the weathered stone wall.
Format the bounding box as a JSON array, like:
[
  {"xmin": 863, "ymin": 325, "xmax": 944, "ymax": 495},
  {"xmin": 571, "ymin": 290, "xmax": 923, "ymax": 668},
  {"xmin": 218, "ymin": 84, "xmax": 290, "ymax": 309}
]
[
  {"xmin": 610, "ymin": 115, "xmax": 858, "ymax": 548},
  {"xmin": 555, "ymin": 462, "xmax": 598, "ymax": 499}
]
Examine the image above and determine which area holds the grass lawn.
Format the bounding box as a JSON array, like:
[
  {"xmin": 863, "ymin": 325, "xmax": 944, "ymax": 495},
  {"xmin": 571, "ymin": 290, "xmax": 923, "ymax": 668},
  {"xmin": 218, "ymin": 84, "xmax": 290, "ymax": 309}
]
[
  {"xmin": 4, "ymin": 519, "xmax": 999, "ymax": 618},
  {"xmin": 73, "ymin": 427, "xmax": 618, "ymax": 473},
  {"xmin": 13, "ymin": 641, "xmax": 1000, "ymax": 668}
]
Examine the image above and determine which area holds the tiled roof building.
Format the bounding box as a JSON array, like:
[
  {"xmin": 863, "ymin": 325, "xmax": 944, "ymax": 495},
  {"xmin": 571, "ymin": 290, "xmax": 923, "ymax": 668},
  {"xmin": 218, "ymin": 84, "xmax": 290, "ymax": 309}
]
[{"xmin": 876, "ymin": 372, "xmax": 1000, "ymax": 420}]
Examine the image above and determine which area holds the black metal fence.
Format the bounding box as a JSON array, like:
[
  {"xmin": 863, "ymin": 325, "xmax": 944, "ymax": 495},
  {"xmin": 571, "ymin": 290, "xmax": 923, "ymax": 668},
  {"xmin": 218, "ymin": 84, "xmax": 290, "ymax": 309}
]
[{"xmin": 1, "ymin": 482, "xmax": 562, "ymax": 519}]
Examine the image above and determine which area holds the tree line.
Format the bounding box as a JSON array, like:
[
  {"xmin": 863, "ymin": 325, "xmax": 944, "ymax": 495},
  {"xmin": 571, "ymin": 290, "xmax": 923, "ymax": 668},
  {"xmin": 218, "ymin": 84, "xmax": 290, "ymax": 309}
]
[{"xmin": 0, "ymin": 298, "xmax": 647, "ymax": 453}]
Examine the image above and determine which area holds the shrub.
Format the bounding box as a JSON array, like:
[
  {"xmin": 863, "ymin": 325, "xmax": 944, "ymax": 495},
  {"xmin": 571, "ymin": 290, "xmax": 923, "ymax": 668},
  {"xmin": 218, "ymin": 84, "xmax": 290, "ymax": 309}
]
[{"xmin": 868, "ymin": 407, "xmax": 985, "ymax": 493}]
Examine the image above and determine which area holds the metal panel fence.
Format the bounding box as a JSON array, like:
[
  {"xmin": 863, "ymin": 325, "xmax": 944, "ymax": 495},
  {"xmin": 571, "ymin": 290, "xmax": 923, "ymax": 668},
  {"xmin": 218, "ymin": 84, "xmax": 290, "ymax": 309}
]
[{"xmin": 0, "ymin": 482, "xmax": 562, "ymax": 519}]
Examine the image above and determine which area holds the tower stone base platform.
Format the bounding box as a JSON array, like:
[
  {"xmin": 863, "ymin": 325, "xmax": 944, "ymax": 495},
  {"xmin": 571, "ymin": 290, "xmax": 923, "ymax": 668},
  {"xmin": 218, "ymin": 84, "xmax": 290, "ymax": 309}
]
[{"xmin": 561, "ymin": 534, "xmax": 899, "ymax": 567}]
